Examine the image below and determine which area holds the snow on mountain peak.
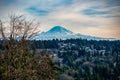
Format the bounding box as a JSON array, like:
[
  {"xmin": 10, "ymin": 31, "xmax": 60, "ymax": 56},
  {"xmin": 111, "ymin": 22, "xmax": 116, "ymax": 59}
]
[{"xmin": 47, "ymin": 25, "xmax": 73, "ymax": 35}]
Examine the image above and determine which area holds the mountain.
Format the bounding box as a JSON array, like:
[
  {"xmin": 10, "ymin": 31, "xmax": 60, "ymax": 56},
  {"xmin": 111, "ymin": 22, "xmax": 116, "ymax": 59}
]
[
  {"xmin": 41, "ymin": 26, "xmax": 74, "ymax": 35},
  {"xmin": 33, "ymin": 26, "xmax": 115, "ymax": 40}
]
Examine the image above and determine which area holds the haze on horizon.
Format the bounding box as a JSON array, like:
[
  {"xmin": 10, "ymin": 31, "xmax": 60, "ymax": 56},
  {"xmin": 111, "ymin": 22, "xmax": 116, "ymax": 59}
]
[{"xmin": 0, "ymin": 0, "xmax": 120, "ymax": 39}]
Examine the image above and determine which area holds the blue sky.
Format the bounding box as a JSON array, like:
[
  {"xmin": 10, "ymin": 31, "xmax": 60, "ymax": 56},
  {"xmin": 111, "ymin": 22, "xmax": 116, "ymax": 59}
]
[{"xmin": 0, "ymin": 0, "xmax": 120, "ymax": 39}]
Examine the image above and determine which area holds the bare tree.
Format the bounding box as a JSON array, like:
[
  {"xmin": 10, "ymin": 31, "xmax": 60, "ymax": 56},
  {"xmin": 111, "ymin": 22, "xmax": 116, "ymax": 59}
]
[
  {"xmin": 0, "ymin": 15, "xmax": 58, "ymax": 80},
  {"xmin": 0, "ymin": 15, "xmax": 40, "ymax": 40}
]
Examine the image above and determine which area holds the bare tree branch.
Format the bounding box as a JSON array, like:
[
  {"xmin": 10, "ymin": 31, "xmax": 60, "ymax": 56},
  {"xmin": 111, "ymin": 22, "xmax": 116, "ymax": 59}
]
[
  {"xmin": 0, "ymin": 20, "xmax": 6, "ymax": 40},
  {"xmin": 0, "ymin": 15, "xmax": 40, "ymax": 41}
]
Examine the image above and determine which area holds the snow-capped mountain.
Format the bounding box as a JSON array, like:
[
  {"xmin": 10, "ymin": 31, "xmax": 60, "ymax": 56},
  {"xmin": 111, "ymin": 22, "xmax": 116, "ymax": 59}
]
[
  {"xmin": 41, "ymin": 26, "xmax": 74, "ymax": 35},
  {"xmin": 33, "ymin": 26, "xmax": 115, "ymax": 40}
]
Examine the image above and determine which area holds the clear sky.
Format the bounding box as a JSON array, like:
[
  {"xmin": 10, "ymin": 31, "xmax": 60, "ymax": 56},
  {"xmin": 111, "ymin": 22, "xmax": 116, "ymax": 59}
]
[{"xmin": 0, "ymin": 0, "xmax": 120, "ymax": 39}]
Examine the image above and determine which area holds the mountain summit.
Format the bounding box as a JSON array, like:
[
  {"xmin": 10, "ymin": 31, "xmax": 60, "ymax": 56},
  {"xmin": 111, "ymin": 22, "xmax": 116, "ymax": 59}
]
[
  {"xmin": 42, "ymin": 26, "xmax": 73, "ymax": 35},
  {"xmin": 33, "ymin": 26, "xmax": 115, "ymax": 40}
]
